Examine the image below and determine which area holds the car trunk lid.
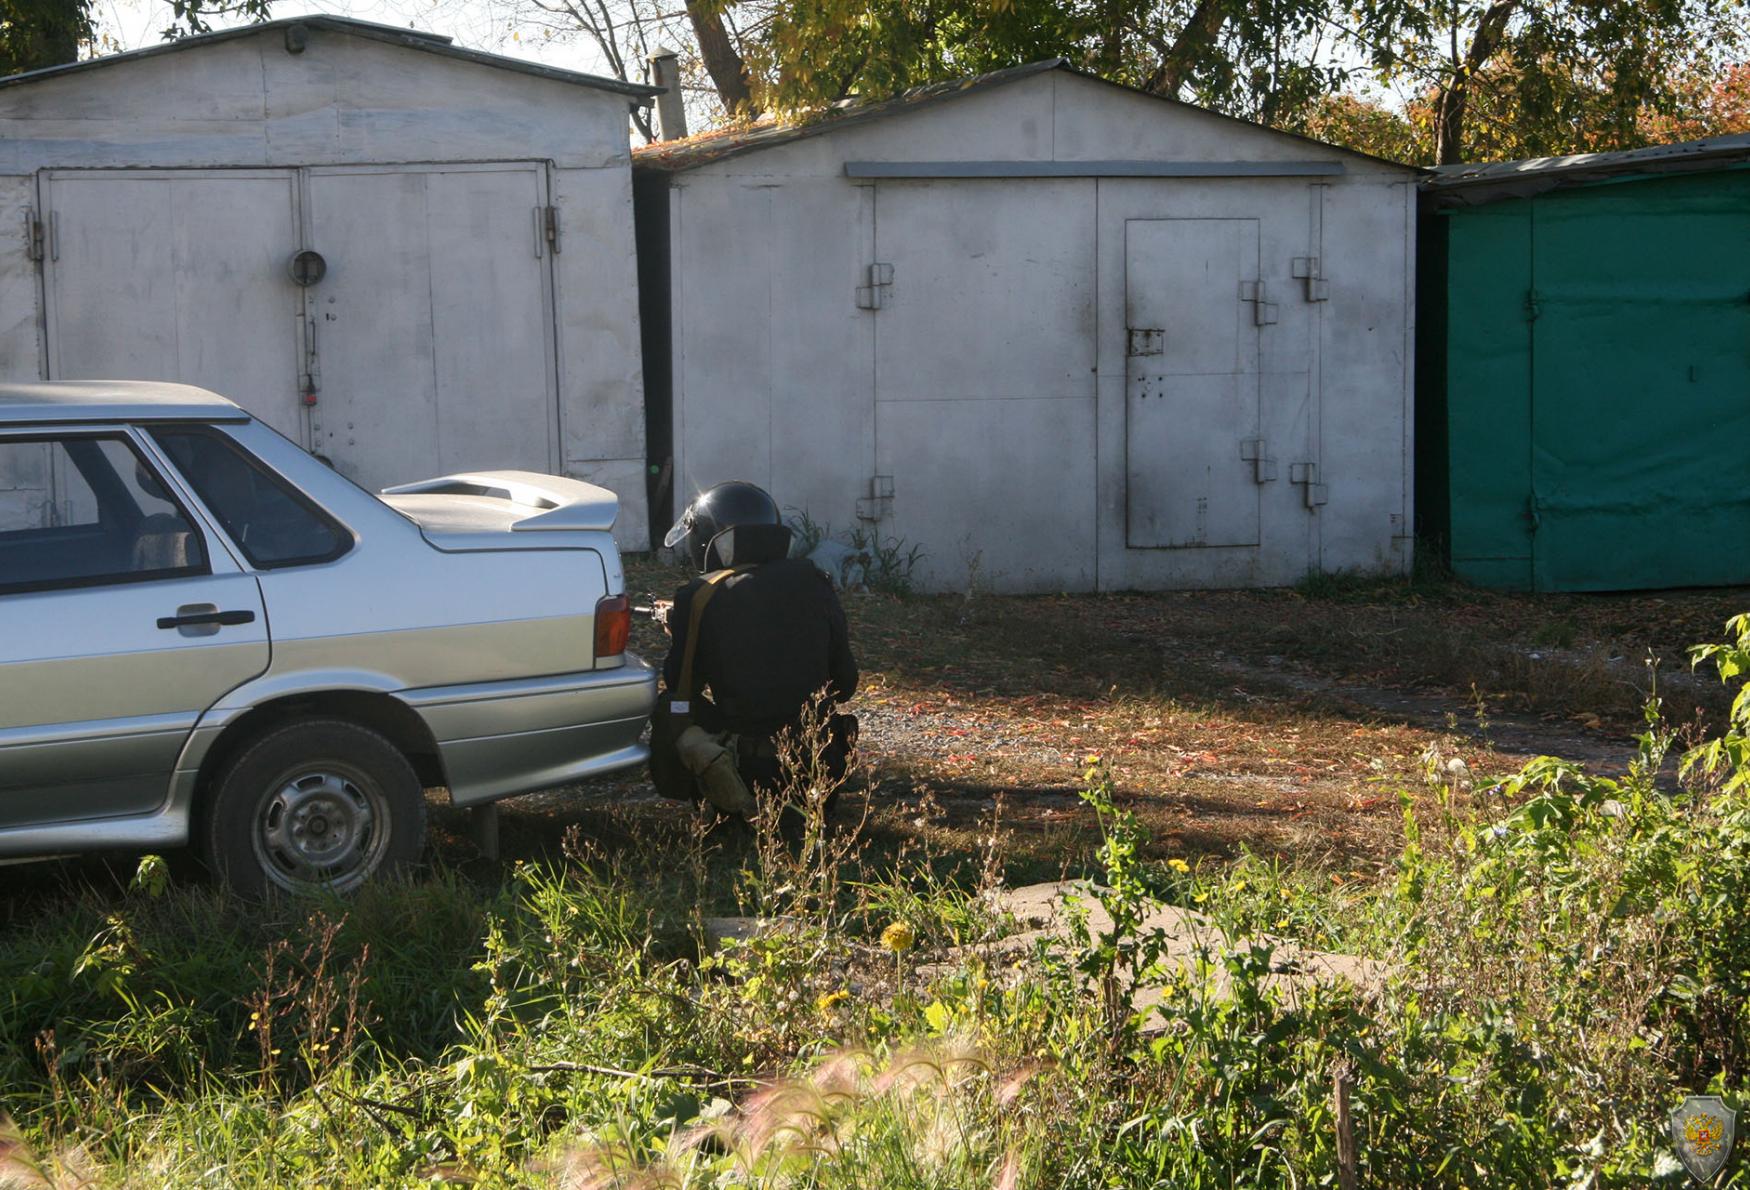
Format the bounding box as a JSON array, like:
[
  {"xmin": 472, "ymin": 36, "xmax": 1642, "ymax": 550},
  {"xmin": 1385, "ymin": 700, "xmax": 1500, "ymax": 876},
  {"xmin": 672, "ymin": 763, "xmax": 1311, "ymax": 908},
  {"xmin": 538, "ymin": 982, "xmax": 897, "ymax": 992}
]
[{"xmin": 379, "ymin": 471, "xmax": 620, "ymax": 551}]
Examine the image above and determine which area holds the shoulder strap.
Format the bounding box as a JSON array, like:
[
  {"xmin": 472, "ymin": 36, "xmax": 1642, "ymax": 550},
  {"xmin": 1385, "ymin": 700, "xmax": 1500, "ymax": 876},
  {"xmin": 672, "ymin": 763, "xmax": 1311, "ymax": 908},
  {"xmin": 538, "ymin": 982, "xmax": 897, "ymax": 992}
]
[{"xmin": 675, "ymin": 566, "xmax": 750, "ymax": 700}]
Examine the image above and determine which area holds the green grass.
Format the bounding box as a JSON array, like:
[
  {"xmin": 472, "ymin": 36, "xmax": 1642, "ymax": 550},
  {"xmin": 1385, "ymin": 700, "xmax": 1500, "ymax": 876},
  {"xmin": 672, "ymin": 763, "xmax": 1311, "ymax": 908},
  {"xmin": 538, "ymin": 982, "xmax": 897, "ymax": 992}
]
[
  {"xmin": 6, "ymin": 713, "xmax": 1750, "ymax": 1186},
  {"xmin": 6, "ymin": 599, "xmax": 1750, "ymax": 1186}
]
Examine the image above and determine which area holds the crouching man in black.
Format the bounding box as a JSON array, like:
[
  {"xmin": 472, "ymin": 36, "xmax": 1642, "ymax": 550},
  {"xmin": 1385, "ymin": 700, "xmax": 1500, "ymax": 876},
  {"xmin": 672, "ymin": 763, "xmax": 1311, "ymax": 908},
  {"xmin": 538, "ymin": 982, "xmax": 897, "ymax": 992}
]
[{"xmin": 649, "ymin": 481, "xmax": 858, "ymax": 817}]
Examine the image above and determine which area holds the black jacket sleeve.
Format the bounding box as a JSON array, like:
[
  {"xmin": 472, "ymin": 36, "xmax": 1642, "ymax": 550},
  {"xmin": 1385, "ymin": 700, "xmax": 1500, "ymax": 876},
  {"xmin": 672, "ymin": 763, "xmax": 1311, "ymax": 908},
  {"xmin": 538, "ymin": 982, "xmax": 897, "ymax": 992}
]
[{"xmin": 824, "ymin": 578, "xmax": 859, "ymax": 702}]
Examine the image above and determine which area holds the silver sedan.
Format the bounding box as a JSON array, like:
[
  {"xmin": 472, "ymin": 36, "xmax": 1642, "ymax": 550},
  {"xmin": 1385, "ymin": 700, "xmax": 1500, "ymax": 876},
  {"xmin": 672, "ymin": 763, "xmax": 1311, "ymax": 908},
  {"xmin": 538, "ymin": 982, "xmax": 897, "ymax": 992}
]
[{"xmin": 0, "ymin": 381, "xmax": 655, "ymax": 895}]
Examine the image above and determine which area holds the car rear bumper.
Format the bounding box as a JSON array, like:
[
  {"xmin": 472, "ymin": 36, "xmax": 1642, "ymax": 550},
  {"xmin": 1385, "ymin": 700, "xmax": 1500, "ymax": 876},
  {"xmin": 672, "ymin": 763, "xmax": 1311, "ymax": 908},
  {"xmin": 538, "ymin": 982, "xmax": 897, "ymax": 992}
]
[{"xmin": 400, "ymin": 657, "xmax": 658, "ymax": 806}]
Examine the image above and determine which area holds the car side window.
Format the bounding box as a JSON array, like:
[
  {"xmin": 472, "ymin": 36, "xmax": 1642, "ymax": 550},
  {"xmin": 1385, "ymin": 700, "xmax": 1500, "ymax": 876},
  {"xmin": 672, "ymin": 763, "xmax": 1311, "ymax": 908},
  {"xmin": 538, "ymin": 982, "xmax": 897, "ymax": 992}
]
[
  {"xmin": 0, "ymin": 435, "xmax": 209, "ymax": 595},
  {"xmin": 150, "ymin": 428, "xmax": 350, "ymax": 569}
]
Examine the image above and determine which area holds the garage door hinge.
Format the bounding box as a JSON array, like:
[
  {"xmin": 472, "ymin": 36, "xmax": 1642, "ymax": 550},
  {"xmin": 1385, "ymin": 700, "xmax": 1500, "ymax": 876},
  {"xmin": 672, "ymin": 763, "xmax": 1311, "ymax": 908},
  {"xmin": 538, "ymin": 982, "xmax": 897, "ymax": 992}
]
[
  {"xmin": 1524, "ymin": 288, "xmax": 1541, "ymax": 322},
  {"xmin": 856, "ymin": 263, "xmax": 893, "ymax": 311},
  {"xmin": 1240, "ymin": 280, "xmax": 1279, "ymax": 326},
  {"xmin": 1292, "ymin": 256, "xmax": 1329, "ymax": 302},
  {"xmin": 1290, "ymin": 462, "xmax": 1328, "ymax": 509},
  {"xmin": 1240, "ymin": 439, "xmax": 1277, "ymax": 483},
  {"xmin": 856, "ymin": 474, "xmax": 894, "ymax": 520},
  {"xmin": 535, "ymin": 206, "xmax": 561, "ymax": 257},
  {"xmin": 23, "ymin": 208, "xmax": 44, "ymax": 263}
]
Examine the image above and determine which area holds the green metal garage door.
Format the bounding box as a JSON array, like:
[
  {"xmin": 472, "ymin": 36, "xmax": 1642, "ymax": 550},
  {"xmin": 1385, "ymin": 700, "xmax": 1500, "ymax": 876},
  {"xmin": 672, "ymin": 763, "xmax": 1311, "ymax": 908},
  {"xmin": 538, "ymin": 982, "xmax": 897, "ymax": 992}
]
[{"xmin": 1445, "ymin": 167, "xmax": 1750, "ymax": 592}]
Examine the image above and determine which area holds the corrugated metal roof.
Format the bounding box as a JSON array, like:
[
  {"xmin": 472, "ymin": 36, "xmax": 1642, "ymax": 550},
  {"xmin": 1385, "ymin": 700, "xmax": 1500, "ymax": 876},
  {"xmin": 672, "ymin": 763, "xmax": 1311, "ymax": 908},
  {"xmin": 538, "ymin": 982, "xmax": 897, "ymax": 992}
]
[
  {"xmin": 634, "ymin": 59, "xmax": 1420, "ymax": 173},
  {"xmin": 0, "ymin": 15, "xmax": 661, "ymax": 99},
  {"xmin": 1425, "ymin": 131, "xmax": 1750, "ymax": 205}
]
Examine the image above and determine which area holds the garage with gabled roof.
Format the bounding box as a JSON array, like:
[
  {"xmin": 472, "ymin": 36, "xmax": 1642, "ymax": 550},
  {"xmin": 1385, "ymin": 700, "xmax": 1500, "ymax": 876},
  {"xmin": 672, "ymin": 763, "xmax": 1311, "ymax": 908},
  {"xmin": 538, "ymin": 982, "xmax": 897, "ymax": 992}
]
[
  {"xmin": 0, "ymin": 16, "xmax": 658, "ymax": 546},
  {"xmin": 635, "ymin": 61, "xmax": 1422, "ymax": 592}
]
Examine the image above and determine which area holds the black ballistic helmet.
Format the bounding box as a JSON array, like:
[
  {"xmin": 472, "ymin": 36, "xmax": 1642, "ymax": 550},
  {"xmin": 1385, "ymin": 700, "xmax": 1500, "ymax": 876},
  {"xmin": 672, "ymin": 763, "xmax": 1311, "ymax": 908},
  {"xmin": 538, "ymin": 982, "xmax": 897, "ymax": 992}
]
[{"xmin": 664, "ymin": 481, "xmax": 788, "ymax": 572}]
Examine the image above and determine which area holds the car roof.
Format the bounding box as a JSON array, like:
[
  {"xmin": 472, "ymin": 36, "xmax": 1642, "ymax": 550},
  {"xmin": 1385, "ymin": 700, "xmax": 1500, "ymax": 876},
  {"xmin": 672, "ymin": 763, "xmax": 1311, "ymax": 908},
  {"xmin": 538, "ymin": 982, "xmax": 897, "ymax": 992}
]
[{"xmin": 0, "ymin": 381, "xmax": 248, "ymax": 425}]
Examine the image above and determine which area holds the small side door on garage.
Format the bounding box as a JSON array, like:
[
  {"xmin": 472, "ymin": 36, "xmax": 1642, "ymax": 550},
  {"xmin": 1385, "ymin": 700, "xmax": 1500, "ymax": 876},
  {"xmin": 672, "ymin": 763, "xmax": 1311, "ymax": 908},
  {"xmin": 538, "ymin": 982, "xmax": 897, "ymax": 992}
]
[{"xmin": 1124, "ymin": 217, "xmax": 1264, "ymax": 551}]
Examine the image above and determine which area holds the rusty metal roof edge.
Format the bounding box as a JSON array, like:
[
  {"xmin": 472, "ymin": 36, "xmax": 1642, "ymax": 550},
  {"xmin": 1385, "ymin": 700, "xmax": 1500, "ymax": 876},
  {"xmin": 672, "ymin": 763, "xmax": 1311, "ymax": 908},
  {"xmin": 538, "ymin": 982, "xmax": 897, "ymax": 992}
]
[
  {"xmin": 633, "ymin": 59, "xmax": 1069, "ymax": 171},
  {"xmin": 1424, "ymin": 132, "xmax": 1750, "ymax": 203},
  {"xmin": 634, "ymin": 58, "xmax": 1424, "ymax": 174},
  {"xmin": 0, "ymin": 15, "xmax": 662, "ymax": 99}
]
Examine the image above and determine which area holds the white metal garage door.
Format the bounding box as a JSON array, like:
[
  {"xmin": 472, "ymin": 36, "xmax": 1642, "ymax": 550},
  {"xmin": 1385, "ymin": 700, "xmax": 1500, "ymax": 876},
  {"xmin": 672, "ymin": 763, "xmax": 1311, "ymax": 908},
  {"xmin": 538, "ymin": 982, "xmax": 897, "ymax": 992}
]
[
  {"xmin": 40, "ymin": 170, "xmax": 306, "ymax": 442},
  {"xmin": 870, "ymin": 179, "xmax": 1097, "ymax": 593},
  {"xmin": 1125, "ymin": 217, "xmax": 1264, "ymax": 549},
  {"xmin": 302, "ymin": 164, "xmax": 558, "ymax": 489},
  {"xmin": 38, "ymin": 164, "xmax": 559, "ymax": 491}
]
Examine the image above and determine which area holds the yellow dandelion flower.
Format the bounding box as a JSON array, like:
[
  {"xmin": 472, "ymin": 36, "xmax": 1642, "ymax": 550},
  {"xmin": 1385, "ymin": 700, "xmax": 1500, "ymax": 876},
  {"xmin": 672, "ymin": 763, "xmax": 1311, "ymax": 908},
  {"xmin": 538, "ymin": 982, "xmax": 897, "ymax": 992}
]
[
  {"xmin": 816, "ymin": 989, "xmax": 850, "ymax": 1013},
  {"xmin": 1167, "ymin": 858, "xmax": 1190, "ymax": 874},
  {"xmin": 881, "ymin": 921, "xmax": 916, "ymax": 952}
]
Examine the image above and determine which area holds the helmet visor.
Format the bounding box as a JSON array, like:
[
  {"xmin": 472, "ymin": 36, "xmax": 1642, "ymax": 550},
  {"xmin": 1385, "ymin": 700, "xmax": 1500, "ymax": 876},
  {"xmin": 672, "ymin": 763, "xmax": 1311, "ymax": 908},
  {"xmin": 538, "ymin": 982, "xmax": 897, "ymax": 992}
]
[{"xmin": 662, "ymin": 512, "xmax": 692, "ymax": 550}]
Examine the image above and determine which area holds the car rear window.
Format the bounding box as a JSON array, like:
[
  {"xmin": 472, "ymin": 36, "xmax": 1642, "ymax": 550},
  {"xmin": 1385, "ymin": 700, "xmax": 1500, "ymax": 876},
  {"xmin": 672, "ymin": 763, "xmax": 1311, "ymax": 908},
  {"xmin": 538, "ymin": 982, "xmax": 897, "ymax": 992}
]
[
  {"xmin": 0, "ymin": 434, "xmax": 209, "ymax": 595},
  {"xmin": 151, "ymin": 428, "xmax": 351, "ymax": 569}
]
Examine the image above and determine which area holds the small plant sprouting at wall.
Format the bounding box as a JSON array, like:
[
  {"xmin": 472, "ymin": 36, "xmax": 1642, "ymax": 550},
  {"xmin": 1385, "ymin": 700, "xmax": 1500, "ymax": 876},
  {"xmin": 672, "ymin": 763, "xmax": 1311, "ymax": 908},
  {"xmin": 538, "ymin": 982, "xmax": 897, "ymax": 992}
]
[{"xmin": 783, "ymin": 508, "xmax": 925, "ymax": 595}]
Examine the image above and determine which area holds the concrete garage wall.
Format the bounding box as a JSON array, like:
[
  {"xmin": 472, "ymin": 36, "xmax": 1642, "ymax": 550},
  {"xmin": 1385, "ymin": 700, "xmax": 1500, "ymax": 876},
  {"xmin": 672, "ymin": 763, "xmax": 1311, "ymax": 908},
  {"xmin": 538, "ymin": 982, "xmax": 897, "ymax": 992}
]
[
  {"xmin": 649, "ymin": 67, "xmax": 1418, "ymax": 592},
  {"xmin": 0, "ymin": 20, "xmax": 653, "ymax": 549}
]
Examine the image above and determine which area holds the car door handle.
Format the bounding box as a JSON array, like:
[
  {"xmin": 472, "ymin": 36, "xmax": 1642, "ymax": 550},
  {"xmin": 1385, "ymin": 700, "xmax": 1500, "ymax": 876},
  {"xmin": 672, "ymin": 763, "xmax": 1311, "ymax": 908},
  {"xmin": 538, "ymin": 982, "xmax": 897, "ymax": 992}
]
[{"xmin": 157, "ymin": 609, "xmax": 257, "ymax": 630}]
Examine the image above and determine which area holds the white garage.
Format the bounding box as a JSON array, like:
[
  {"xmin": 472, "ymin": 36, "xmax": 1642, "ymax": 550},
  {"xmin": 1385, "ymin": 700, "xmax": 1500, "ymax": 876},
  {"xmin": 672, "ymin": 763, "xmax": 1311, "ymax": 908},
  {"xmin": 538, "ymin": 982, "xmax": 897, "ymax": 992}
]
[
  {"xmin": 634, "ymin": 62, "xmax": 1421, "ymax": 592},
  {"xmin": 0, "ymin": 17, "xmax": 656, "ymax": 546}
]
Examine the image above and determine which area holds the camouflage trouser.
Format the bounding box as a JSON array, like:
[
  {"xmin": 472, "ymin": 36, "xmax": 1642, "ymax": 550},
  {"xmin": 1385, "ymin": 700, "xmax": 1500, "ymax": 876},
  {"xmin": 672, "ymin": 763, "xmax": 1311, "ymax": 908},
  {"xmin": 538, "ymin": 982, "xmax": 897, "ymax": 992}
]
[{"xmin": 649, "ymin": 709, "xmax": 858, "ymax": 810}]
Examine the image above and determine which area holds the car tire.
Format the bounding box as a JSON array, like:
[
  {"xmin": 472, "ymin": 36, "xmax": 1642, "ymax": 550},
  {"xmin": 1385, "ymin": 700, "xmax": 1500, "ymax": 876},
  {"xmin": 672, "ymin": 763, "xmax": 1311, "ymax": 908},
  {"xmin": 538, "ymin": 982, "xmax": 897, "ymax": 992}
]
[{"xmin": 203, "ymin": 718, "xmax": 426, "ymax": 898}]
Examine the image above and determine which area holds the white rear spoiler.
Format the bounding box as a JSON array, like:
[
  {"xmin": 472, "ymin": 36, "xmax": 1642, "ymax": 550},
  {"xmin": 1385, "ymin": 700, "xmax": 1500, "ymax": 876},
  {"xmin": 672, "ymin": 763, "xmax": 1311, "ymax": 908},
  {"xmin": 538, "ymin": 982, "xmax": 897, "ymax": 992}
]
[{"xmin": 380, "ymin": 470, "xmax": 619, "ymax": 532}]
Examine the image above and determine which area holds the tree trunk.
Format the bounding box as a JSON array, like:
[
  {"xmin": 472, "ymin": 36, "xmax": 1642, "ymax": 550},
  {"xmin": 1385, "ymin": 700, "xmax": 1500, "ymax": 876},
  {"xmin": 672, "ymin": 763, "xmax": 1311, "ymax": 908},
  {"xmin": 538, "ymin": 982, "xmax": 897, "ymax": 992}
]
[
  {"xmin": 685, "ymin": 0, "xmax": 758, "ymax": 119},
  {"xmin": 1435, "ymin": 0, "xmax": 1518, "ymax": 164},
  {"xmin": 1144, "ymin": 0, "xmax": 1231, "ymax": 98}
]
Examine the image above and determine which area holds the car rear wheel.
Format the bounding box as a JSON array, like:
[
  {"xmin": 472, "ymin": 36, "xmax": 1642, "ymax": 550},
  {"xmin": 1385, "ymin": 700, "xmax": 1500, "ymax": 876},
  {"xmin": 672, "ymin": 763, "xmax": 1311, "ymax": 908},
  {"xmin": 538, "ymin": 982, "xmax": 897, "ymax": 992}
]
[{"xmin": 204, "ymin": 719, "xmax": 426, "ymax": 897}]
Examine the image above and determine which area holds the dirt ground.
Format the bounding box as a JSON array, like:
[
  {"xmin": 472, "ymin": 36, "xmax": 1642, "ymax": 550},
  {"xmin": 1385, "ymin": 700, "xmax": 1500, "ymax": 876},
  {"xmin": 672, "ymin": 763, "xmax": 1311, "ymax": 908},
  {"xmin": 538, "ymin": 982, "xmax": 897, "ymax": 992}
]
[
  {"xmin": 9, "ymin": 564, "xmax": 1745, "ymax": 904},
  {"xmin": 442, "ymin": 564, "xmax": 1748, "ymax": 885}
]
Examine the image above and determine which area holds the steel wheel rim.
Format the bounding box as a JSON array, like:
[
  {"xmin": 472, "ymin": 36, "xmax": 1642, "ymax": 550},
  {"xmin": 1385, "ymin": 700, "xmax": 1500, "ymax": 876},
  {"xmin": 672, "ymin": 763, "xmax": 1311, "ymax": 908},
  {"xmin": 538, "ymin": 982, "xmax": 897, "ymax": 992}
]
[{"xmin": 251, "ymin": 763, "xmax": 391, "ymax": 893}]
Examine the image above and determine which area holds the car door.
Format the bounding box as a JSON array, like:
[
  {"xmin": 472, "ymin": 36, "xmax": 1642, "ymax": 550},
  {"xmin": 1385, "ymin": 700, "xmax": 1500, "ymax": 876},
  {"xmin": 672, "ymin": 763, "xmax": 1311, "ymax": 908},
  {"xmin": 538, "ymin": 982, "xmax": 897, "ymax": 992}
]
[{"xmin": 0, "ymin": 428, "xmax": 269, "ymax": 829}]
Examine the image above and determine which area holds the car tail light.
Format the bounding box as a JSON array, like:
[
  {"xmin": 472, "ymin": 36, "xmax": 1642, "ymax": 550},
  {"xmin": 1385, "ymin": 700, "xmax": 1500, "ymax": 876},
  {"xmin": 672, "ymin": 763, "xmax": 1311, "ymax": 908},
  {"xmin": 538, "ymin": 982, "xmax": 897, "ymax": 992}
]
[{"xmin": 594, "ymin": 593, "xmax": 631, "ymax": 662}]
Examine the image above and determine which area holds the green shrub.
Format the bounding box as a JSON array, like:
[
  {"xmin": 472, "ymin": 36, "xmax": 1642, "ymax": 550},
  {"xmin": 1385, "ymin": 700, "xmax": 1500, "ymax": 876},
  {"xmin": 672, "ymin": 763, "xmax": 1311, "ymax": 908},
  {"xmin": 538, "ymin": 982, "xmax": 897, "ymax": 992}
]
[{"xmin": 9, "ymin": 622, "xmax": 1750, "ymax": 1186}]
